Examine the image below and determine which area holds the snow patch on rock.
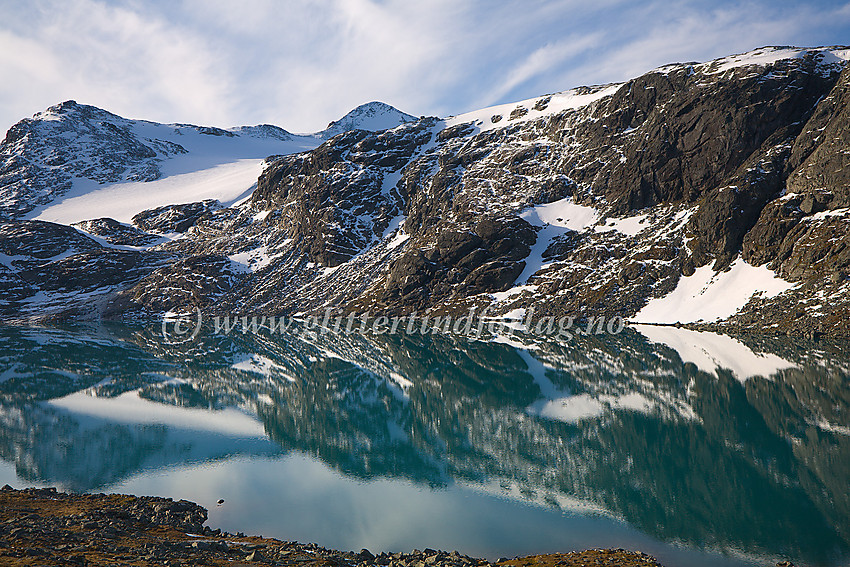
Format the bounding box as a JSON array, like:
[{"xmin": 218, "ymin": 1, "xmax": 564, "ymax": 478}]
[{"xmin": 632, "ymin": 258, "xmax": 795, "ymax": 324}]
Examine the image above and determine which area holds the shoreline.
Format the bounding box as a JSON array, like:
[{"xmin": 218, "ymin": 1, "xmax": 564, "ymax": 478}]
[{"xmin": 0, "ymin": 485, "xmax": 665, "ymax": 567}]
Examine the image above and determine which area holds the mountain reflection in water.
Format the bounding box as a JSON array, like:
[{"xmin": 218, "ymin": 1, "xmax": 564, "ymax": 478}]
[{"xmin": 0, "ymin": 323, "xmax": 848, "ymax": 566}]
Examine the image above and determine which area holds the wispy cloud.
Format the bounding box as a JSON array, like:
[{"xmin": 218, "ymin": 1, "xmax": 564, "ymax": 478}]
[
  {"xmin": 0, "ymin": 0, "xmax": 232, "ymax": 127},
  {"xmin": 1, "ymin": 0, "xmax": 848, "ymax": 135},
  {"xmin": 480, "ymin": 33, "xmax": 606, "ymax": 108},
  {"xmin": 546, "ymin": 0, "xmax": 850, "ymax": 89}
]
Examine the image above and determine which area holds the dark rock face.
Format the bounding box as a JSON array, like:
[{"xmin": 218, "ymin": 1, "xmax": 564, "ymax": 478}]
[
  {"xmin": 0, "ymin": 219, "xmax": 166, "ymax": 320},
  {"xmin": 253, "ymin": 123, "xmax": 434, "ymax": 267},
  {"xmin": 378, "ymin": 218, "xmax": 534, "ymax": 310},
  {"xmin": 132, "ymin": 200, "xmax": 222, "ymax": 234},
  {"xmin": 1, "ymin": 48, "xmax": 849, "ymax": 337},
  {"xmin": 743, "ymin": 62, "xmax": 850, "ymax": 281},
  {"xmin": 588, "ymin": 57, "xmax": 835, "ymax": 213},
  {"xmin": 725, "ymin": 60, "xmax": 850, "ymax": 336},
  {"xmin": 111, "ymin": 254, "xmax": 240, "ymax": 316},
  {"xmin": 787, "ymin": 63, "xmax": 850, "ymax": 207},
  {"xmin": 0, "ymin": 218, "xmax": 101, "ymax": 259},
  {"xmin": 688, "ymin": 146, "xmax": 790, "ymax": 268},
  {"xmin": 73, "ymin": 217, "xmax": 162, "ymax": 246}
]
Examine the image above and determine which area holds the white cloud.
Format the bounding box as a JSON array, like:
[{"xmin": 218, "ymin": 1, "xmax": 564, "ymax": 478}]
[
  {"xmin": 0, "ymin": 0, "xmax": 232, "ymax": 129},
  {"xmin": 1, "ymin": 0, "xmax": 849, "ymax": 136}
]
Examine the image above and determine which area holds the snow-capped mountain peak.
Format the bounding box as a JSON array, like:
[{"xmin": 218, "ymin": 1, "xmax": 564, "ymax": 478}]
[
  {"xmin": 318, "ymin": 101, "xmax": 418, "ymax": 139},
  {"xmin": 0, "ymin": 100, "xmax": 320, "ymax": 222}
]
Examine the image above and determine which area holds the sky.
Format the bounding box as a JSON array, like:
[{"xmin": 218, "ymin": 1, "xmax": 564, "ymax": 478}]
[{"xmin": 1, "ymin": 0, "xmax": 850, "ymax": 135}]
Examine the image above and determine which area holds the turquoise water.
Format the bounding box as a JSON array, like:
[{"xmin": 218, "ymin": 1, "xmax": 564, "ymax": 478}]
[{"xmin": 0, "ymin": 323, "xmax": 848, "ymax": 566}]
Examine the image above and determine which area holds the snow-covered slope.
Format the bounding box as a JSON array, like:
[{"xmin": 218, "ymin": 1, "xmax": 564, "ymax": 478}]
[
  {"xmin": 34, "ymin": 159, "xmax": 272, "ymax": 226},
  {"xmin": 8, "ymin": 103, "xmax": 318, "ymax": 224},
  {"xmin": 445, "ymin": 83, "xmax": 622, "ymax": 134},
  {"xmin": 0, "ymin": 99, "xmax": 419, "ymax": 224},
  {"xmin": 697, "ymin": 45, "xmax": 850, "ymax": 74},
  {"xmin": 318, "ymin": 101, "xmax": 417, "ymax": 139}
]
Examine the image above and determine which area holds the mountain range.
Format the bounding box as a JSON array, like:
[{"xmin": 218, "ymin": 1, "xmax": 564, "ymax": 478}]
[{"xmin": 1, "ymin": 46, "xmax": 849, "ymax": 338}]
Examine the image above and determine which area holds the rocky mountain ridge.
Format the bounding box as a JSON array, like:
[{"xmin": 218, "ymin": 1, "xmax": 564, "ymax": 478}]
[{"xmin": 1, "ymin": 46, "xmax": 849, "ymax": 337}]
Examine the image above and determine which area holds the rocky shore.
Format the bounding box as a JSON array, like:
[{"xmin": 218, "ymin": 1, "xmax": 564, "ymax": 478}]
[{"xmin": 0, "ymin": 486, "xmax": 665, "ymax": 567}]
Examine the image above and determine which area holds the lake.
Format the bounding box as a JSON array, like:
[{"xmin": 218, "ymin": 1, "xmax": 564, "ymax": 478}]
[{"xmin": 0, "ymin": 321, "xmax": 848, "ymax": 567}]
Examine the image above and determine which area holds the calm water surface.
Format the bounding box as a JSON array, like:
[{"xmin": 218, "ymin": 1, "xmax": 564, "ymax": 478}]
[{"xmin": 0, "ymin": 323, "xmax": 848, "ymax": 567}]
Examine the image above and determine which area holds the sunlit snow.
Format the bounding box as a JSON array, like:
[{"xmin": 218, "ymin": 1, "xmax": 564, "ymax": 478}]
[
  {"xmin": 445, "ymin": 84, "xmax": 622, "ymax": 134},
  {"xmin": 632, "ymin": 258, "xmax": 795, "ymax": 324},
  {"xmin": 513, "ymin": 197, "xmax": 599, "ymax": 285}
]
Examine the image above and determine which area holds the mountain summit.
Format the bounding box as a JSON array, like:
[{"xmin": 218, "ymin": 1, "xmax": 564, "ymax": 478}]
[{"xmin": 318, "ymin": 101, "xmax": 417, "ymax": 139}]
